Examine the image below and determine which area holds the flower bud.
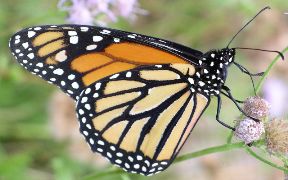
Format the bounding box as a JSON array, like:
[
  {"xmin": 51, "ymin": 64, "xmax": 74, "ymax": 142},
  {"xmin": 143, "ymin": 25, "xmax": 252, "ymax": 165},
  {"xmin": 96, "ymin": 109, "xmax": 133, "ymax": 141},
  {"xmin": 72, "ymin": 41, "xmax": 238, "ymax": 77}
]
[
  {"xmin": 243, "ymin": 96, "xmax": 270, "ymax": 119},
  {"xmin": 234, "ymin": 118, "xmax": 265, "ymax": 144},
  {"xmin": 265, "ymin": 119, "xmax": 288, "ymax": 154}
]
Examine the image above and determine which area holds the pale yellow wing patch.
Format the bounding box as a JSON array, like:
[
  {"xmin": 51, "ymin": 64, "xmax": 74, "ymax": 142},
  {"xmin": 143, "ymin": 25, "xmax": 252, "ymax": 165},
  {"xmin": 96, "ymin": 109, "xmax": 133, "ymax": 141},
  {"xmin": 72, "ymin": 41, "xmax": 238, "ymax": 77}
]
[
  {"xmin": 93, "ymin": 106, "xmax": 128, "ymax": 131},
  {"xmin": 140, "ymin": 91, "xmax": 191, "ymax": 158},
  {"xmin": 95, "ymin": 91, "xmax": 141, "ymax": 113},
  {"xmin": 175, "ymin": 93, "xmax": 208, "ymax": 153},
  {"xmin": 130, "ymin": 83, "xmax": 187, "ymax": 115},
  {"xmin": 102, "ymin": 120, "xmax": 129, "ymax": 144},
  {"xmin": 139, "ymin": 70, "xmax": 180, "ymax": 81},
  {"xmin": 104, "ymin": 80, "xmax": 145, "ymax": 95},
  {"xmin": 120, "ymin": 117, "xmax": 150, "ymax": 152},
  {"xmin": 157, "ymin": 95, "xmax": 194, "ymax": 160}
]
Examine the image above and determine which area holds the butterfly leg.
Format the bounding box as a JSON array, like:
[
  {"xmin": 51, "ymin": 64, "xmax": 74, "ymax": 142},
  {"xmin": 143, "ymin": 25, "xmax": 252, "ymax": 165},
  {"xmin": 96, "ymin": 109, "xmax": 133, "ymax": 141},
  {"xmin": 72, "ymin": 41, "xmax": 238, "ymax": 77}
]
[
  {"xmin": 222, "ymin": 86, "xmax": 260, "ymax": 122},
  {"xmin": 216, "ymin": 95, "xmax": 236, "ymax": 131},
  {"xmin": 233, "ymin": 62, "xmax": 264, "ymax": 95},
  {"xmin": 221, "ymin": 91, "xmax": 244, "ymax": 103}
]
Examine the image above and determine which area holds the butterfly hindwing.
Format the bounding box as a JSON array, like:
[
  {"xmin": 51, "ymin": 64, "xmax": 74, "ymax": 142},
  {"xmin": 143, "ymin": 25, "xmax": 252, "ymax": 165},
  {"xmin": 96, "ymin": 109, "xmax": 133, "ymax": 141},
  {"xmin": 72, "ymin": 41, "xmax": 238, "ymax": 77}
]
[
  {"xmin": 9, "ymin": 25, "xmax": 201, "ymax": 100},
  {"xmin": 76, "ymin": 64, "xmax": 210, "ymax": 175}
]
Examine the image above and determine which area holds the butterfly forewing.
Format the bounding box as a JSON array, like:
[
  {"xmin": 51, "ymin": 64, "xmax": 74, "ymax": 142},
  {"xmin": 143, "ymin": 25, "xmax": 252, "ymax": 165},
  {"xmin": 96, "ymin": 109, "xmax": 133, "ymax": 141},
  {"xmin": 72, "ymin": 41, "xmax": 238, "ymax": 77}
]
[
  {"xmin": 76, "ymin": 65, "xmax": 210, "ymax": 175},
  {"xmin": 9, "ymin": 25, "xmax": 201, "ymax": 100}
]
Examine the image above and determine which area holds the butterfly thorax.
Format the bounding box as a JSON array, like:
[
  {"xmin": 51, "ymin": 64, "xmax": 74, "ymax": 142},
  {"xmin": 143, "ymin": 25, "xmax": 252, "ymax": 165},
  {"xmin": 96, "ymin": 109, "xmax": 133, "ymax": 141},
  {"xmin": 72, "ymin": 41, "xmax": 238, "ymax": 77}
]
[{"xmin": 190, "ymin": 48, "xmax": 235, "ymax": 96}]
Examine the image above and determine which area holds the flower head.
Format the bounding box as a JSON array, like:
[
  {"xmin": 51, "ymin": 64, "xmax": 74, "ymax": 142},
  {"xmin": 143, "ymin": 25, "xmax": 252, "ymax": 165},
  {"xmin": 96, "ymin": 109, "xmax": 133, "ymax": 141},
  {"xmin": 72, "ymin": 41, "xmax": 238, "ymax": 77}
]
[
  {"xmin": 265, "ymin": 119, "xmax": 288, "ymax": 154},
  {"xmin": 243, "ymin": 96, "xmax": 270, "ymax": 119},
  {"xmin": 234, "ymin": 118, "xmax": 265, "ymax": 144},
  {"xmin": 58, "ymin": 0, "xmax": 147, "ymax": 25}
]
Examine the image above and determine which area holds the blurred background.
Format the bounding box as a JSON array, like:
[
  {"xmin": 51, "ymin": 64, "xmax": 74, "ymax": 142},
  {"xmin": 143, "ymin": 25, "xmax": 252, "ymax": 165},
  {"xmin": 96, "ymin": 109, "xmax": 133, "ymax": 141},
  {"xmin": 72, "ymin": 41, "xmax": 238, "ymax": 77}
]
[{"xmin": 0, "ymin": 0, "xmax": 287, "ymax": 179}]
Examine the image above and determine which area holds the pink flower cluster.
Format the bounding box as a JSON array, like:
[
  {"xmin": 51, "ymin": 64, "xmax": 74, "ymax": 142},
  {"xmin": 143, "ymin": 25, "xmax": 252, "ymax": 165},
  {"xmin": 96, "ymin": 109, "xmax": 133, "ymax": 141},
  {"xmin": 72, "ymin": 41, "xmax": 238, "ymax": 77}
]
[{"xmin": 58, "ymin": 0, "xmax": 147, "ymax": 25}]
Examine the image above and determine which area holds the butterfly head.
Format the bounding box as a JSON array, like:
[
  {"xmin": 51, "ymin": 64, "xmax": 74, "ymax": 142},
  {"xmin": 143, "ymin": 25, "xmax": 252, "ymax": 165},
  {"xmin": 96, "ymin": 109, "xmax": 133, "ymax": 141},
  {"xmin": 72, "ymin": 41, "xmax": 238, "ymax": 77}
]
[{"xmin": 195, "ymin": 48, "xmax": 236, "ymax": 96}]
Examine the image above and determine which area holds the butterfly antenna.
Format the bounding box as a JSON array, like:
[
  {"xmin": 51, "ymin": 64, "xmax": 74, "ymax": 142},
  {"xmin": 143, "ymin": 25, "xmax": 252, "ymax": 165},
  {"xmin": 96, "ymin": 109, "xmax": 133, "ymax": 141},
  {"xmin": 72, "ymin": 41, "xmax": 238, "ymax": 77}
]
[
  {"xmin": 226, "ymin": 6, "xmax": 271, "ymax": 48},
  {"xmin": 234, "ymin": 47, "xmax": 285, "ymax": 60}
]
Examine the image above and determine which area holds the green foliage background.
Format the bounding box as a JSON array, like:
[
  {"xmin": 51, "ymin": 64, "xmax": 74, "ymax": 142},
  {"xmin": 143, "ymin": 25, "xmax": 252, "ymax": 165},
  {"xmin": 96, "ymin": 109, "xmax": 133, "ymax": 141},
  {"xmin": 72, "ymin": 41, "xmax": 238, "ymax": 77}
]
[{"xmin": 0, "ymin": 0, "xmax": 287, "ymax": 179}]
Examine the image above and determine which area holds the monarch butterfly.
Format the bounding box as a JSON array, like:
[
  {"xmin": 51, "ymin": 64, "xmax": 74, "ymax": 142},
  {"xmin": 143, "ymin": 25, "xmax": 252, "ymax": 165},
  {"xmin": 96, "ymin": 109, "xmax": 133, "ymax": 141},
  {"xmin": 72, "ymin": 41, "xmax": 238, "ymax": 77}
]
[{"xmin": 9, "ymin": 6, "xmax": 283, "ymax": 176}]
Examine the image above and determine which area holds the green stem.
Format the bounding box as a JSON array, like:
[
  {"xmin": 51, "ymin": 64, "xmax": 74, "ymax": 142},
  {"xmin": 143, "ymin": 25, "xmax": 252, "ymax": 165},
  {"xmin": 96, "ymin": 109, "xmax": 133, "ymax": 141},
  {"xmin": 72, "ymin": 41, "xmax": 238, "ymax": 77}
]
[
  {"xmin": 245, "ymin": 147, "xmax": 288, "ymax": 173},
  {"xmin": 174, "ymin": 142, "xmax": 245, "ymax": 163},
  {"xmin": 255, "ymin": 47, "xmax": 288, "ymax": 94},
  {"xmin": 226, "ymin": 131, "xmax": 234, "ymax": 143}
]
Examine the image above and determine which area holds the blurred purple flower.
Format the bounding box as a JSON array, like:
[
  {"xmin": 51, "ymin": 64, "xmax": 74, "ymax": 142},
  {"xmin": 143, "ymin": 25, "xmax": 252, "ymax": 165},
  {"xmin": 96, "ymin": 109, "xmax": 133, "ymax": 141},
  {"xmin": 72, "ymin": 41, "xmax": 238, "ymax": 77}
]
[
  {"xmin": 263, "ymin": 78, "xmax": 288, "ymax": 117},
  {"xmin": 58, "ymin": 0, "xmax": 147, "ymax": 26}
]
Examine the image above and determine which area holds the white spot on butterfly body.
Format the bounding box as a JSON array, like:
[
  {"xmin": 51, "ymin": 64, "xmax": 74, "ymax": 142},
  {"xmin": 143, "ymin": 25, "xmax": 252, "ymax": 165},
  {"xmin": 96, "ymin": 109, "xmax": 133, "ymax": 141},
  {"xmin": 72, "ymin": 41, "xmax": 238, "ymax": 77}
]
[
  {"xmin": 110, "ymin": 146, "xmax": 116, "ymax": 151},
  {"xmin": 219, "ymin": 63, "xmax": 223, "ymax": 68},
  {"xmin": 145, "ymin": 160, "xmax": 150, "ymax": 166},
  {"xmin": 136, "ymin": 155, "xmax": 143, "ymax": 160},
  {"xmin": 210, "ymin": 62, "xmax": 214, "ymax": 66},
  {"xmin": 84, "ymin": 104, "xmax": 91, "ymax": 110},
  {"xmin": 85, "ymin": 88, "xmax": 91, "ymax": 94},
  {"xmin": 107, "ymin": 152, "xmax": 112, "ymax": 158},
  {"xmin": 81, "ymin": 97, "xmax": 88, "ymax": 103},
  {"xmin": 155, "ymin": 65, "xmax": 162, "ymax": 68},
  {"xmin": 116, "ymin": 152, "xmax": 123, "ymax": 157},
  {"xmin": 36, "ymin": 63, "xmax": 43, "ymax": 67},
  {"xmin": 124, "ymin": 163, "xmax": 130, "ymax": 169},
  {"xmin": 134, "ymin": 164, "xmax": 140, "ymax": 169},
  {"xmin": 93, "ymin": 36, "xmax": 103, "ymax": 42},
  {"xmin": 110, "ymin": 74, "xmax": 119, "ymax": 79},
  {"xmin": 70, "ymin": 36, "xmax": 79, "ymax": 44},
  {"xmin": 72, "ymin": 82, "xmax": 79, "ymax": 89},
  {"xmin": 212, "ymin": 75, "xmax": 216, "ymax": 79},
  {"xmin": 80, "ymin": 27, "xmax": 89, "ymax": 32},
  {"xmin": 128, "ymin": 34, "xmax": 136, "ymax": 38},
  {"xmin": 15, "ymin": 39, "xmax": 20, "ymax": 44},
  {"xmin": 229, "ymin": 57, "xmax": 233, "ymax": 62},
  {"xmin": 55, "ymin": 50, "xmax": 67, "ymax": 62},
  {"xmin": 211, "ymin": 53, "xmax": 215, "ymax": 58},
  {"xmin": 53, "ymin": 68, "xmax": 64, "ymax": 75},
  {"xmin": 23, "ymin": 60, "xmax": 28, "ymax": 64},
  {"xmin": 68, "ymin": 31, "xmax": 77, "ymax": 36},
  {"xmin": 27, "ymin": 53, "xmax": 34, "ymax": 59},
  {"xmin": 114, "ymin": 38, "xmax": 120, "ymax": 42},
  {"xmin": 126, "ymin": 157, "xmax": 132, "ymax": 163},
  {"xmin": 78, "ymin": 109, "xmax": 84, "ymax": 115},
  {"xmin": 15, "ymin": 35, "xmax": 20, "ymax": 39},
  {"xmin": 61, "ymin": 81, "xmax": 66, "ymax": 86},
  {"xmin": 97, "ymin": 148, "xmax": 103, "ymax": 152},
  {"xmin": 199, "ymin": 60, "xmax": 202, "ymax": 65},
  {"xmin": 204, "ymin": 69, "xmax": 209, "ymax": 74},
  {"xmin": 15, "ymin": 49, "xmax": 20, "ymax": 53},
  {"xmin": 83, "ymin": 131, "xmax": 88, "ymax": 136},
  {"xmin": 67, "ymin": 90, "xmax": 74, "ymax": 94},
  {"xmin": 93, "ymin": 93, "xmax": 99, "ymax": 98},
  {"xmin": 115, "ymin": 159, "xmax": 122, "ymax": 164},
  {"xmin": 188, "ymin": 77, "xmax": 194, "ymax": 84},
  {"xmin": 34, "ymin": 27, "xmax": 42, "ymax": 31},
  {"xmin": 28, "ymin": 31, "xmax": 36, "ymax": 38},
  {"xmin": 68, "ymin": 74, "xmax": 75, "ymax": 80},
  {"xmin": 100, "ymin": 29, "xmax": 111, "ymax": 34},
  {"xmin": 22, "ymin": 42, "xmax": 29, "ymax": 49},
  {"xmin": 126, "ymin": 72, "xmax": 132, "ymax": 78},
  {"xmin": 86, "ymin": 44, "xmax": 97, "ymax": 50},
  {"xmin": 198, "ymin": 81, "xmax": 205, "ymax": 86},
  {"xmin": 97, "ymin": 140, "xmax": 104, "ymax": 145},
  {"xmin": 89, "ymin": 138, "xmax": 94, "ymax": 144},
  {"xmin": 86, "ymin": 124, "xmax": 92, "ymax": 130},
  {"xmin": 95, "ymin": 83, "xmax": 101, "ymax": 90}
]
